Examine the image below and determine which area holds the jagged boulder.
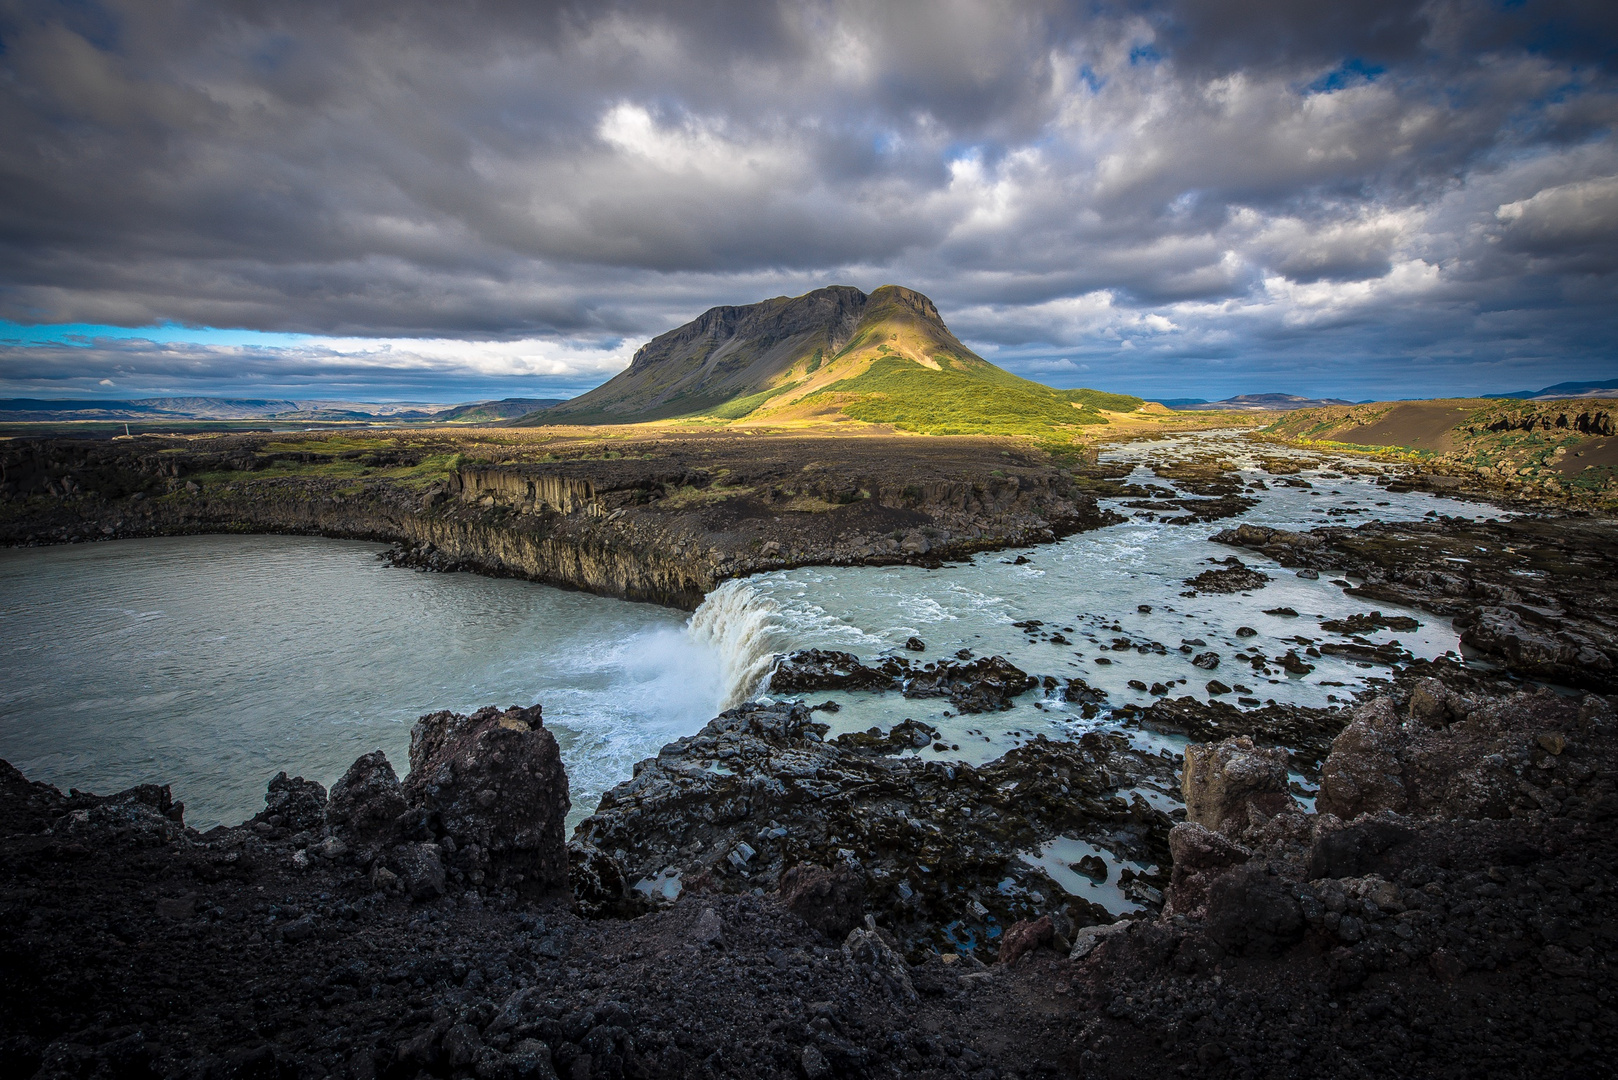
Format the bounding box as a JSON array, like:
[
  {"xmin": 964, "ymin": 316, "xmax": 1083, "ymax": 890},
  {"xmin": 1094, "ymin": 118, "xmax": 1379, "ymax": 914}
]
[
  {"xmin": 326, "ymin": 750, "xmax": 407, "ymax": 858},
  {"xmin": 1317, "ymin": 688, "xmax": 1605, "ymax": 823},
  {"xmin": 1316, "ymin": 697, "xmax": 1409, "ymax": 819},
  {"xmin": 403, "ymin": 704, "xmax": 570, "ymax": 895},
  {"xmin": 250, "ymin": 772, "xmax": 327, "ymax": 833},
  {"xmin": 1164, "ymin": 822, "xmax": 1250, "ymax": 918},
  {"xmin": 1182, "ymin": 736, "xmax": 1297, "ymax": 835}
]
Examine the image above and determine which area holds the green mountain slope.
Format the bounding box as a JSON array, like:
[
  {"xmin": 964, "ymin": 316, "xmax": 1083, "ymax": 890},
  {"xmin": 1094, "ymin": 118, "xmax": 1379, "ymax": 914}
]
[{"xmin": 525, "ymin": 284, "xmax": 1139, "ymax": 438}]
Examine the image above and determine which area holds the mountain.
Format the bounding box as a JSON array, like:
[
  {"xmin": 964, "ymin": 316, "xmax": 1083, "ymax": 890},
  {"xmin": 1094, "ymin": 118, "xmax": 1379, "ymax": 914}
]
[
  {"xmin": 1170, "ymin": 393, "xmax": 1360, "ymax": 412},
  {"xmin": 1488, "ymin": 380, "xmax": 1618, "ymax": 401},
  {"xmin": 528, "ymin": 285, "xmax": 1140, "ymax": 436},
  {"xmin": 0, "ymin": 397, "xmax": 301, "ymax": 421},
  {"xmin": 434, "ymin": 398, "xmax": 565, "ymax": 422},
  {"xmin": 0, "ymin": 396, "xmax": 525, "ymax": 423}
]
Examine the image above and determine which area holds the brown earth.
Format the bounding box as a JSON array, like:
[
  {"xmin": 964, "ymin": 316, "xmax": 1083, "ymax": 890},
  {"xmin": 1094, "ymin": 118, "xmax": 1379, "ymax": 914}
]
[{"xmin": 1314, "ymin": 400, "xmax": 1490, "ymax": 453}]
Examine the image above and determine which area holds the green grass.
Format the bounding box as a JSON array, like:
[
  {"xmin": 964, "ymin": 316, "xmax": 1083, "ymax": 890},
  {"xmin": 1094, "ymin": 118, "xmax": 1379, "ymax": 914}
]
[
  {"xmin": 703, "ymin": 380, "xmax": 804, "ymax": 420},
  {"xmin": 807, "ymin": 357, "xmax": 1110, "ymax": 439},
  {"xmin": 1059, "ymin": 388, "xmax": 1144, "ymax": 412}
]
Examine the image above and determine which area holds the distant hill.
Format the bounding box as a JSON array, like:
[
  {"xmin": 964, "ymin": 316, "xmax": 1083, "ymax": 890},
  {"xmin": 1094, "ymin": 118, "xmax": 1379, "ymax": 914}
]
[
  {"xmin": 1488, "ymin": 380, "xmax": 1618, "ymax": 401},
  {"xmin": 0, "ymin": 396, "xmax": 556, "ymax": 423},
  {"xmin": 0, "ymin": 397, "xmax": 300, "ymax": 421},
  {"xmin": 436, "ymin": 398, "xmax": 564, "ymax": 422},
  {"xmin": 528, "ymin": 285, "xmax": 1141, "ymax": 437},
  {"xmin": 1168, "ymin": 393, "xmax": 1360, "ymax": 412}
]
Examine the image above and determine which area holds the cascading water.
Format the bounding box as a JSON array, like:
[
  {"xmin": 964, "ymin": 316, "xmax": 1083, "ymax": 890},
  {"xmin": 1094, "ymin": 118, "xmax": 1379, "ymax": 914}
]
[{"xmin": 683, "ymin": 579, "xmax": 785, "ymax": 708}]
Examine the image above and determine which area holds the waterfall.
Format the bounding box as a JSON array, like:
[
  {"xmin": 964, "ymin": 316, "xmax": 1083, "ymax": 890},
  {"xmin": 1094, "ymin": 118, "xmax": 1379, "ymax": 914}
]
[{"xmin": 685, "ymin": 579, "xmax": 784, "ymax": 709}]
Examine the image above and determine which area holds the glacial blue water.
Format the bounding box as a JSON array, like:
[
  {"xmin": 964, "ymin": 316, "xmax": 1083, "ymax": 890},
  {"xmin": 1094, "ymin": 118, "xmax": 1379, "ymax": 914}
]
[{"xmin": 0, "ymin": 432, "xmax": 1501, "ymax": 832}]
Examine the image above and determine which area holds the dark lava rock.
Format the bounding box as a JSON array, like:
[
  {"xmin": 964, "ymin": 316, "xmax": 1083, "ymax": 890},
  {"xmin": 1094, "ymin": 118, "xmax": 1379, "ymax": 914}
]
[
  {"xmin": 576, "ymin": 701, "xmax": 1174, "ymax": 956},
  {"xmin": 250, "ymin": 772, "xmax": 328, "ymax": 833},
  {"xmin": 779, "ymin": 863, "xmax": 865, "ymax": 938},
  {"xmin": 903, "ymin": 654, "xmax": 1040, "ymax": 712},
  {"xmin": 1186, "ymin": 557, "xmax": 1272, "ymax": 593},
  {"xmin": 1320, "ymin": 610, "xmax": 1421, "ymax": 634},
  {"xmin": 773, "ymin": 650, "xmax": 1039, "ymax": 713},
  {"xmin": 403, "ymin": 703, "xmax": 570, "ymax": 895},
  {"xmin": 1191, "ymin": 650, "xmax": 1220, "ymax": 670},
  {"xmin": 770, "ymin": 649, "xmax": 899, "ymax": 693},
  {"xmin": 325, "ymin": 749, "xmax": 407, "ymax": 858},
  {"xmin": 903, "ymin": 636, "xmax": 926, "ymax": 651},
  {"xmin": 1215, "ymin": 515, "xmax": 1618, "ymax": 691}
]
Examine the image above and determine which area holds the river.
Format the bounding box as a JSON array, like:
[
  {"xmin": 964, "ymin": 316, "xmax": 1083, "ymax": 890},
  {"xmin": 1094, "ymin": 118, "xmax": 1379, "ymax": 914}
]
[{"xmin": 0, "ymin": 432, "xmax": 1499, "ymax": 829}]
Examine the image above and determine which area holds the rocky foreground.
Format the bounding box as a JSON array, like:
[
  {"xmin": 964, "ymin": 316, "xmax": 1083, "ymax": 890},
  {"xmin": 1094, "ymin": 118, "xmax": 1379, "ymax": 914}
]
[{"xmin": 4, "ymin": 652, "xmax": 1617, "ymax": 1080}]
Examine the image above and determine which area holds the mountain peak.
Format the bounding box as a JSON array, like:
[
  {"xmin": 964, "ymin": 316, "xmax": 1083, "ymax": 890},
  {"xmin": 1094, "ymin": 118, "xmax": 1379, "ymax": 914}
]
[{"xmin": 545, "ymin": 284, "xmax": 974, "ymax": 424}]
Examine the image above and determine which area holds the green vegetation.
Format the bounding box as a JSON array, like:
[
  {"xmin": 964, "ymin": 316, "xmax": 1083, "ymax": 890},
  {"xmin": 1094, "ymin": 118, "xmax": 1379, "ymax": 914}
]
[
  {"xmin": 1060, "ymin": 388, "xmax": 1144, "ymax": 413},
  {"xmin": 807, "ymin": 357, "xmax": 1110, "ymax": 439},
  {"xmin": 702, "ymin": 381, "xmax": 803, "ymax": 420}
]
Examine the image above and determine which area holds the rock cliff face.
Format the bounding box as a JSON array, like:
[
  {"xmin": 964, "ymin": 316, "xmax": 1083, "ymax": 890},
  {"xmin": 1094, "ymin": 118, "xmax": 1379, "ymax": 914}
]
[{"xmin": 0, "ymin": 429, "xmax": 1117, "ymax": 609}]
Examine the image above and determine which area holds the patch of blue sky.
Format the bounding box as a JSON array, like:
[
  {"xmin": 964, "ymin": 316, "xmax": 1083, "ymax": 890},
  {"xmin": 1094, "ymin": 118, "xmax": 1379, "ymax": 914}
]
[
  {"xmin": 1128, "ymin": 44, "xmax": 1161, "ymax": 66},
  {"xmin": 0, "ymin": 322, "xmax": 314, "ymax": 349},
  {"xmin": 1307, "ymin": 59, "xmax": 1386, "ymax": 95}
]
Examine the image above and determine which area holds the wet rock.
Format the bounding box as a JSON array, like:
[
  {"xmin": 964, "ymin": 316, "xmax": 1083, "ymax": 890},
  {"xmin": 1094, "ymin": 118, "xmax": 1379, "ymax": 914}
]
[
  {"xmin": 1191, "ymin": 651, "xmax": 1220, "ymax": 670},
  {"xmin": 903, "ymin": 636, "xmax": 926, "ymax": 651},
  {"xmin": 771, "ymin": 650, "xmax": 898, "ymax": 693},
  {"xmin": 1186, "ymin": 558, "xmax": 1272, "ymax": 593},
  {"xmin": 403, "ymin": 703, "xmax": 570, "ymax": 894},
  {"xmin": 903, "ymin": 655, "xmax": 1039, "ymax": 712},
  {"xmin": 326, "ymin": 750, "xmax": 407, "ymax": 857},
  {"xmin": 1182, "ymin": 736, "xmax": 1297, "ymax": 835},
  {"xmin": 577, "ymin": 701, "xmax": 1175, "ymax": 957},
  {"xmin": 834, "ymin": 719, "xmax": 936, "ymax": 754},
  {"xmin": 1319, "ymin": 611, "xmax": 1420, "ymax": 634},
  {"xmin": 250, "ymin": 772, "xmax": 327, "ymax": 833},
  {"xmin": 774, "ymin": 650, "xmax": 1039, "ymax": 713},
  {"xmin": 779, "ymin": 863, "xmax": 865, "ymax": 938}
]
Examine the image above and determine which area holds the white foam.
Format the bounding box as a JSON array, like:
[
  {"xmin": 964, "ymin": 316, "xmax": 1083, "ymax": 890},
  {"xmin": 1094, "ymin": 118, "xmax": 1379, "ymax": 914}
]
[{"xmin": 685, "ymin": 579, "xmax": 785, "ymax": 708}]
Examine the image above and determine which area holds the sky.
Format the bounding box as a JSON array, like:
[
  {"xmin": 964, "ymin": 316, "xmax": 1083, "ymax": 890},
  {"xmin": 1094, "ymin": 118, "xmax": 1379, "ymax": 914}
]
[{"xmin": 1, "ymin": 0, "xmax": 1615, "ymax": 404}]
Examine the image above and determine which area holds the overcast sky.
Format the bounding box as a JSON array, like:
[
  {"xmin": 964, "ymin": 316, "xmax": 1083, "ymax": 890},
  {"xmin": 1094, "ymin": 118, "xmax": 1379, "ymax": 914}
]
[{"xmin": 1, "ymin": 0, "xmax": 1615, "ymax": 403}]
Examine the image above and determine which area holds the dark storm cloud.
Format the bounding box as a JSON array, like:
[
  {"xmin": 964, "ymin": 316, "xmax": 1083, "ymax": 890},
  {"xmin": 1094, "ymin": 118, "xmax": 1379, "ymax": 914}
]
[{"xmin": 0, "ymin": 0, "xmax": 1614, "ymax": 399}]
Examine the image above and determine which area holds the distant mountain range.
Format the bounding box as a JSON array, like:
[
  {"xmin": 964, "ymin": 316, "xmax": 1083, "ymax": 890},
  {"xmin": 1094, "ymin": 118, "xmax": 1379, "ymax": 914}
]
[
  {"xmin": 1158, "ymin": 394, "xmax": 1363, "ymax": 411},
  {"xmin": 1487, "ymin": 380, "xmax": 1618, "ymax": 401},
  {"xmin": 0, "ymin": 396, "xmax": 563, "ymax": 423},
  {"xmin": 522, "ymin": 284, "xmax": 1141, "ymax": 436}
]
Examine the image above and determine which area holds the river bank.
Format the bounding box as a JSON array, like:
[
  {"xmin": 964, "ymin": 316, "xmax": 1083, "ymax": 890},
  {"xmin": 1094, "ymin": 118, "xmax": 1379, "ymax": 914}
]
[{"xmin": 0, "ymin": 428, "xmax": 1124, "ymax": 609}]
